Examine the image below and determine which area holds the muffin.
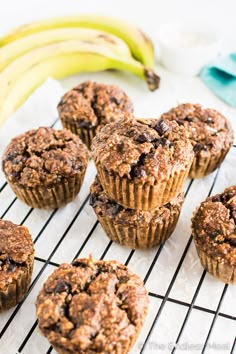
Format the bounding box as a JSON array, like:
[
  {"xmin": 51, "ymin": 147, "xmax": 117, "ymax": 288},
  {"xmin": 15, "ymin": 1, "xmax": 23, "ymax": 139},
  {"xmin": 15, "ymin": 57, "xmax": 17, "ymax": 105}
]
[
  {"xmin": 90, "ymin": 176, "xmax": 184, "ymax": 248},
  {"xmin": 161, "ymin": 103, "xmax": 234, "ymax": 178},
  {"xmin": 2, "ymin": 127, "xmax": 89, "ymax": 209},
  {"xmin": 57, "ymin": 81, "xmax": 133, "ymax": 149},
  {"xmin": 36, "ymin": 256, "xmax": 149, "ymax": 354},
  {"xmin": 0, "ymin": 219, "xmax": 34, "ymax": 311},
  {"xmin": 91, "ymin": 114, "xmax": 193, "ymax": 210},
  {"xmin": 192, "ymin": 185, "xmax": 236, "ymax": 284}
]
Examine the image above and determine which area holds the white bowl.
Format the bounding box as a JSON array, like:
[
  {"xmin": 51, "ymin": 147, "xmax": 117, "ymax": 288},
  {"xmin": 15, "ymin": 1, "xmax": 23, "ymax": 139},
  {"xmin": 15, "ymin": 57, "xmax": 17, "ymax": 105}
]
[{"xmin": 157, "ymin": 23, "xmax": 221, "ymax": 76}]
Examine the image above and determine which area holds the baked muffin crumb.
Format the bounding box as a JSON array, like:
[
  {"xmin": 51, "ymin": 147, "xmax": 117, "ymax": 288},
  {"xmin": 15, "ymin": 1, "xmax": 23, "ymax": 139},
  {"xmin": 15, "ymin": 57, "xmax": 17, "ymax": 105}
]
[
  {"xmin": 58, "ymin": 81, "xmax": 133, "ymax": 149},
  {"xmin": 0, "ymin": 219, "xmax": 34, "ymax": 311},
  {"xmin": 161, "ymin": 103, "xmax": 234, "ymax": 178},
  {"xmin": 36, "ymin": 257, "xmax": 148, "ymax": 354},
  {"xmin": 192, "ymin": 185, "xmax": 236, "ymax": 283},
  {"xmin": 2, "ymin": 127, "xmax": 89, "ymax": 209}
]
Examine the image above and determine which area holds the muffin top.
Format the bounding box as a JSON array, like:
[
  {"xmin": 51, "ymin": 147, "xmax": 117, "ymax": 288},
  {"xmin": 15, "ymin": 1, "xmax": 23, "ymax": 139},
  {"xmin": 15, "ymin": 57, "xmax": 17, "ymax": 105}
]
[
  {"xmin": 90, "ymin": 176, "xmax": 184, "ymax": 226},
  {"xmin": 161, "ymin": 103, "xmax": 234, "ymax": 156},
  {"xmin": 57, "ymin": 81, "xmax": 133, "ymax": 129},
  {"xmin": 91, "ymin": 114, "xmax": 194, "ymax": 184},
  {"xmin": 36, "ymin": 257, "xmax": 148, "ymax": 354},
  {"xmin": 192, "ymin": 185, "xmax": 236, "ymax": 266},
  {"xmin": 2, "ymin": 127, "xmax": 88, "ymax": 188},
  {"xmin": 0, "ymin": 219, "xmax": 34, "ymax": 289}
]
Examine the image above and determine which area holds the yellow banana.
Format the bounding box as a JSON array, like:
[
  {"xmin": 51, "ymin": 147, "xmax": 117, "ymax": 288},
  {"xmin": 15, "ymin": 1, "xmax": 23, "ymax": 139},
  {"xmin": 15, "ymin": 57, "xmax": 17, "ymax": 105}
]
[
  {"xmin": 0, "ymin": 40, "xmax": 160, "ymax": 127},
  {"xmin": 0, "ymin": 14, "xmax": 155, "ymax": 68},
  {"xmin": 0, "ymin": 27, "xmax": 132, "ymax": 71}
]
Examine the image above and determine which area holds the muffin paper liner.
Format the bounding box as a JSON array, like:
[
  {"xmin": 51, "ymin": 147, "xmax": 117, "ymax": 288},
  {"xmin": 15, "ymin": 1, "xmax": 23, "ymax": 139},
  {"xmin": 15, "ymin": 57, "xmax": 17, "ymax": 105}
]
[
  {"xmin": 96, "ymin": 162, "xmax": 190, "ymax": 210},
  {"xmin": 189, "ymin": 147, "xmax": 231, "ymax": 179},
  {"xmin": 61, "ymin": 120, "xmax": 96, "ymax": 150},
  {"xmin": 0, "ymin": 254, "xmax": 34, "ymax": 312},
  {"xmin": 195, "ymin": 247, "xmax": 236, "ymax": 284},
  {"xmin": 95, "ymin": 207, "xmax": 181, "ymax": 249},
  {"xmin": 8, "ymin": 168, "xmax": 86, "ymax": 209}
]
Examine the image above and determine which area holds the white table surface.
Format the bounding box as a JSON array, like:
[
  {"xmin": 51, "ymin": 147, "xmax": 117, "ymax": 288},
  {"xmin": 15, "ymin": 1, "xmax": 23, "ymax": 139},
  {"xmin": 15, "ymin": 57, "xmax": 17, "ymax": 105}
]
[{"xmin": 0, "ymin": 1, "xmax": 235, "ymax": 354}]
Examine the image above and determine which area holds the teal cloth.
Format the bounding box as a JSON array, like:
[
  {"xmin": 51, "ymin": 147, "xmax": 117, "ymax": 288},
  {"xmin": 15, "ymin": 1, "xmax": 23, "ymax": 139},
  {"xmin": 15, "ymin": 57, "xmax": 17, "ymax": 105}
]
[{"xmin": 200, "ymin": 53, "xmax": 236, "ymax": 107}]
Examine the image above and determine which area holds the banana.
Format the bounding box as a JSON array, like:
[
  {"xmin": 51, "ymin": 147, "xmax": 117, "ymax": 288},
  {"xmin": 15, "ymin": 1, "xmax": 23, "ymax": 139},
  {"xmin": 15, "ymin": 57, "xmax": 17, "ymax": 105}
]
[
  {"xmin": 0, "ymin": 40, "xmax": 160, "ymax": 126},
  {"xmin": 0, "ymin": 14, "xmax": 155, "ymax": 68},
  {"xmin": 0, "ymin": 27, "xmax": 133, "ymax": 71}
]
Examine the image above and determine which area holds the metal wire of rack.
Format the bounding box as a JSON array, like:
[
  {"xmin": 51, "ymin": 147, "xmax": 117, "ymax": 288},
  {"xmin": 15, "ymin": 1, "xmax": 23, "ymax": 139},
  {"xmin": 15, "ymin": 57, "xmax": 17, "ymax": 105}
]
[{"xmin": 0, "ymin": 121, "xmax": 235, "ymax": 354}]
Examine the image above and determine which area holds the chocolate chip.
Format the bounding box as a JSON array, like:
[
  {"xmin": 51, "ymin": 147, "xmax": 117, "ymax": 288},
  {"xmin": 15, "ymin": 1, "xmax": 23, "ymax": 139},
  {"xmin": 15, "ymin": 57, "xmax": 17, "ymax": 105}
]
[
  {"xmin": 139, "ymin": 153, "xmax": 147, "ymax": 165},
  {"xmin": 229, "ymin": 239, "xmax": 236, "ymax": 247},
  {"xmin": 7, "ymin": 263, "xmax": 17, "ymax": 273},
  {"xmin": 221, "ymin": 194, "xmax": 229, "ymax": 203},
  {"xmin": 226, "ymin": 234, "xmax": 236, "ymax": 247},
  {"xmin": 176, "ymin": 119, "xmax": 185, "ymax": 126},
  {"xmin": 193, "ymin": 143, "xmax": 207, "ymax": 153},
  {"xmin": 79, "ymin": 121, "xmax": 92, "ymax": 129},
  {"xmin": 54, "ymin": 281, "xmax": 70, "ymax": 294},
  {"xmin": 110, "ymin": 96, "xmax": 121, "ymax": 105},
  {"xmin": 209, "ymin": 230, "xmax": 221, "ymax": 239},
  {"xmin": 211, "ymin": 195, "xmax": 222, "ymax": 202},
  {"xmin": 119, "ymin": 276, "xmax": 129, "ymax": 283},
  {"xmin": 126, "ymin": 129, "xmax": 136, "ymax": 137},
  {"xmin": 130, "ymin": 165, "xmax": 146, "ymax": 178},
  {"xmin": 153, "ymin": 138, "xmax": 172, "ymax": 147},
  {"xmin": 72, "ymin": 260, "xmax": 87, "ymax": 268},
  {"xmin": 135, "ymin": 133, "xmax": 152, "ymax": 143},
  {"xmin": 116, "ymin": 142, "xmax": 124, "ymax": 153},
  {"xmin": 107, "ymin": 203, "xmax": 122, "ymax": 216},
  {"xmin": 60, "ymin": 303, "xmax": 69, "ymax": 317},
  {"xmin": 154, "ymin": 120, "xmax": 169, "ymax": 135},
  {"xmin": 185, "ymin": 116, "xmax": 194, "ymax": 122}
]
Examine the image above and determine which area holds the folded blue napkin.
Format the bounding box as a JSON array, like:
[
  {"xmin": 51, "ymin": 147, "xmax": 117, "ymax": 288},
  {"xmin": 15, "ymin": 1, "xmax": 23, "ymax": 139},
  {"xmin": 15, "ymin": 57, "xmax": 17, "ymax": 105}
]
[{"xmin": 200, "ymin": 53, "xmax": 236, "ymax": 107}]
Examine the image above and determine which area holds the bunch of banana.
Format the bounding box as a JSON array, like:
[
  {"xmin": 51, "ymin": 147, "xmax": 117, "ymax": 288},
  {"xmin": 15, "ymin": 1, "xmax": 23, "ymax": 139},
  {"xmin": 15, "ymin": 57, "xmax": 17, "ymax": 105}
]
[{"xmin": 0, "ymin": 14, "xmax": 160, "ymax": 126}]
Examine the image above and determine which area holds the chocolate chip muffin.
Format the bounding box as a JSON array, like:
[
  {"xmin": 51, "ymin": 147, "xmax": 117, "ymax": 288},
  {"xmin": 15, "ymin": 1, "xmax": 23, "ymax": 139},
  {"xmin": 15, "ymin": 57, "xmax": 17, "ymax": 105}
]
[
  {"xmin": 36, "ymin": 256, "xmax": 148, "ymax": 354},
  {"xmin": 91, "ymin": 114, "xmax": 193, "ymax": 210},
  {"xmin": 90, "ymin": 176, "xmax": 184, "ymax": 248},
  {"xmin": 57, "ymin": 81, "xmax": 133, "ymax": 149},
  {"xmin": 161, "ymin": 103, "xmax": 234, "ymax": 178},
  {"xmin": 2, "ymin": 127, "xmax": 89, "ymax": 209},
  {"xmin": 192, "ymin": 186, "xmax": 236, "ymax": 284},
  {"xmin": 0, "ymin": 219, "xmax": 34, "ymax": 311}
]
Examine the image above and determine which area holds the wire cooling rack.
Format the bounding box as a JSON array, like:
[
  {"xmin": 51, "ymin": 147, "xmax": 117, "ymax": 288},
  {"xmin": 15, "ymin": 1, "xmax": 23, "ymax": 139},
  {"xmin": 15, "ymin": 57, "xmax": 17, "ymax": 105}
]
[{"xmin": 0, "ymin": 117, "xmax": 235, "ymax": 354}]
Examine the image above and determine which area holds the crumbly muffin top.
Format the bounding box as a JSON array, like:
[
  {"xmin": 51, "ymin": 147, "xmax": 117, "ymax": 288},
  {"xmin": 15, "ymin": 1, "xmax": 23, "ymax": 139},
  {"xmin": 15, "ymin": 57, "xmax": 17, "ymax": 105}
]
[
  {"xmin": 0, "ymin": 219, "xmax": 34, "ymax": 289},
  {"xmin": 90, "ymin": 176, "xmax": 184, "ymax": 226},
  {"xmin": 192, "ymin": 185, "xmax": 236, "ymax": 266},
  {"xmin": 57, "ymin": 81, "xmax": 133, "ymax": 129},
  {"xmin": 91, "ymin": 114, "xmax": 193, "ymax": 184},
  {"xmin": 36, "ymin": 257, "xmax": 148, "ymax": 354},
  {"xmin": 2, "ymin": 127, "xmax": 88, "ymax": 188},
  {"xmin": 161, "ymin": 103, "xmax": 234, "ymax": 156}
]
